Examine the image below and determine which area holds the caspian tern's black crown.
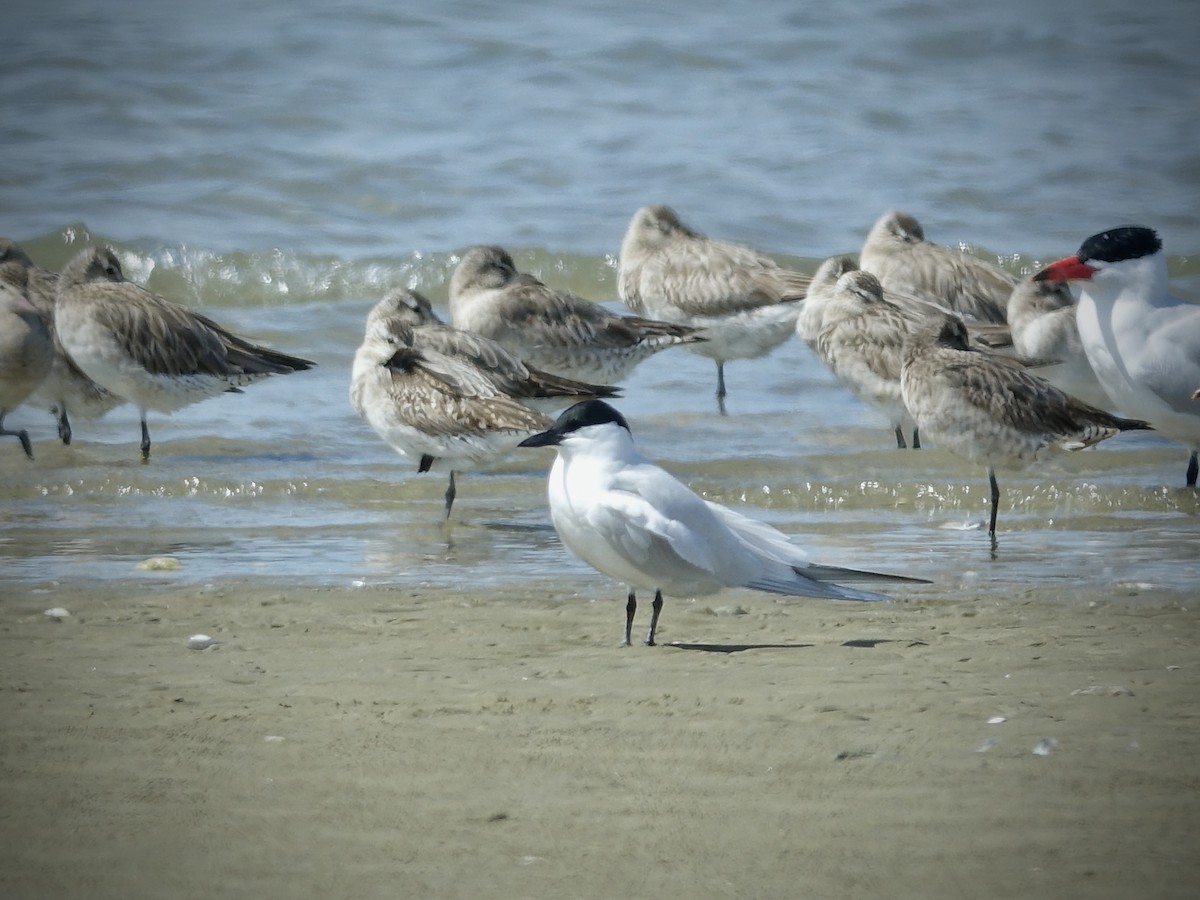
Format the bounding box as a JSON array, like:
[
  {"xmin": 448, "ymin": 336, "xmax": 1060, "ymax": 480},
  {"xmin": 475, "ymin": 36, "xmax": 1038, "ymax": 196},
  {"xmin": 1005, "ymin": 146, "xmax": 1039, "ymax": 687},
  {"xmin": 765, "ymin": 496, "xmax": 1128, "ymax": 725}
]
[{"xmin": 1078, "ymin": 226, "xmax": 1162, "ymax": 264}]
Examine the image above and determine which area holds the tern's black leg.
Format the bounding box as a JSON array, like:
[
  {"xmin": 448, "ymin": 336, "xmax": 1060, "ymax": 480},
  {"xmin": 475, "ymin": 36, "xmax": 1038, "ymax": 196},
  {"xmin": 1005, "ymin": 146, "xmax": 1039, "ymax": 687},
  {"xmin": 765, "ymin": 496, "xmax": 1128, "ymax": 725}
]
[
  {"xmin": 1187, "ymin": 451, "xmax": 1198, "ymax": 488},
  {"xmin": 443, "ymin": 471, "xmax": 457, "ymax": 519},
  {"xmin": 140, "ymin": 416, "xmax": 151, "ymax": 461},
  {"xmin": 893, "ymin": 426, "xmax": 907, "ymax": 449},
  {"xmin": 715, "ymin": 361, "xmax": 727, "ymax": 400},
  {"xmin": 645, "ymin": 589, "xmax": 664, "ymax": 647},
  {"xmin": 1, "ymin": 414, "xmax": 34, "ymax": 459},
  {"xmin": 911, "ymin": 428, "xmax": 920, "ymax": 449},
  {"xmin": 987, "ymin": 467, "xmax": 1000, "ymax": 537},
  {"xmin": 622, "ymin": 590, "xmax": 636, "ymax": 646}
]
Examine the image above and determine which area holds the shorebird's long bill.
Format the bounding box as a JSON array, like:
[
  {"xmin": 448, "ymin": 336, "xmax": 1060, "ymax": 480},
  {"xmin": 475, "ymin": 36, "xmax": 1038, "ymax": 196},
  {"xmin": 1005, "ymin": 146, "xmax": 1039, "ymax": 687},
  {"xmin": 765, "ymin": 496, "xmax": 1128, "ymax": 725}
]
[{"xmin": 1033, "ymin": 256, "xmax": 1097, "ymax": 283}]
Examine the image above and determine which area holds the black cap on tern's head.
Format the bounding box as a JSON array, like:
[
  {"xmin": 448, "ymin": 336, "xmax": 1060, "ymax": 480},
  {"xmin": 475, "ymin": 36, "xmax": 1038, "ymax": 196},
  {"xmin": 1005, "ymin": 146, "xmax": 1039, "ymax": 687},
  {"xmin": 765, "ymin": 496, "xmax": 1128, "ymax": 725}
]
[
  {"xmin": 1034, "ymin": 225, "xmax": 1161, "ymax": 283},
  {"xmin": 517, "ymin": 399, "xmax": 631, "ymax": 448},
  {"xmin": 1077, "ymin": 226, "xmax": 1161, "ymax": 264}
]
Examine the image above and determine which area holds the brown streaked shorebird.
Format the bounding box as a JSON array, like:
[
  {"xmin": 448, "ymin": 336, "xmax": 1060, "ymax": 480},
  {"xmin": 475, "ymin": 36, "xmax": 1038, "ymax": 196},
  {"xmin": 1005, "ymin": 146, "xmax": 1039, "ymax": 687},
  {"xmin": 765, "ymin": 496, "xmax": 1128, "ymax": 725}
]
[
  {"xmin": 815, "ymin": 269, "xmax": 922, "ymax": 449},
  {"xmin": 0, "ymin": 276, "xmax": 54, "ymax": 458},
  {"xmin": 0, "ymin": 238, "xmax": 125, "ymax": 444},
  {"xmin": 617, "ymin": 204, "xmax": 811, "ymax": 406},
  {"xmin": 900, "ymin": 314, "xmax": 1151, "ymax": 538},
  {"xmin": 858, "ymin": 210, "xmax": 1015, "ymax": 325},
  {"xmin": 795, "ymin": 254, "xmax": 859, "ymax": 350},
  {"xmin": 1005, "ymin": 275, "xmax": 1113, "ymax": 410},
  {"xmin": 54, "ymin": 246, "xmax": 316, "ymax": 460},
  {"xmin": 366, "ymin": 287, "xmax": 619, "ymax": 414},
  {"xmin": 448, "ymin": 245, "xmax": 702, "ymax": 388},
  {"xmin": 352, "ymin": 313, "xmax": 559, "ymax": 519}
]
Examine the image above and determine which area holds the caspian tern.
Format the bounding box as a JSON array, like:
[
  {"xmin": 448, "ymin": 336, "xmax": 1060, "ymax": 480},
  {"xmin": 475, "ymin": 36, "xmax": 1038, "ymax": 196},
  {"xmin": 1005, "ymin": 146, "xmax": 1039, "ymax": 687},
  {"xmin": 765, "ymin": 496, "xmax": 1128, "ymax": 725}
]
[{"xmin": 1034, "ymin": 226, "xmax": 1200, "ymax": 486}]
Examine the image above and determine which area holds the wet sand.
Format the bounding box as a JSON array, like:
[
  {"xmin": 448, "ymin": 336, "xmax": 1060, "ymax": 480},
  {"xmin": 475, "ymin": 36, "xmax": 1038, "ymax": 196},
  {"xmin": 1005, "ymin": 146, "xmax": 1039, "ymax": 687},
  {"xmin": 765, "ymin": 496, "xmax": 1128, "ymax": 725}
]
[{"xmin": 1, "ymin": 576, "xmax": 1198, "ymax": 900}]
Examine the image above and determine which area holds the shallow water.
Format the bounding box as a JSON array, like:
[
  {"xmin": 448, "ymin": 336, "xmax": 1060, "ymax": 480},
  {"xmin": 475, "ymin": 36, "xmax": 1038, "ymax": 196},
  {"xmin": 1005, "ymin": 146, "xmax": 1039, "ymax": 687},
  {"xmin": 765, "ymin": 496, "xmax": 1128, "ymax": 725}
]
[{"xmin": 2, "ymin": 0, "xmax": 1198, "ymax": 604}]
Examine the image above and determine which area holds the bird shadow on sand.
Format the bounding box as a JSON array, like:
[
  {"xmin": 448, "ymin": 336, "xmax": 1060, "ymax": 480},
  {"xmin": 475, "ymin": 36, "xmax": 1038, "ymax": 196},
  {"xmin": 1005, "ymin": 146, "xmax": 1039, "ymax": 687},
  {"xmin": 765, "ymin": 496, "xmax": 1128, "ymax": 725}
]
[
  {"xmin": 666, "ymin": 641, "xmax": 814, "ymax": 654},
  {"xmin": 668, "ymin": 638, "xmax": 910, "ymax": 654}
]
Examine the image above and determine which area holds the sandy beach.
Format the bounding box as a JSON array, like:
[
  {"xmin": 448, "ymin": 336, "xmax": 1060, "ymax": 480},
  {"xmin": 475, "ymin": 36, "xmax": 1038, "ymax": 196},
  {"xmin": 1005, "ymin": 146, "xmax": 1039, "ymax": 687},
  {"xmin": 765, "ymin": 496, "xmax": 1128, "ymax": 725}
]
[{"xmin": 1, "ymin": 575, "xmax": 1197, "ymax": 900}]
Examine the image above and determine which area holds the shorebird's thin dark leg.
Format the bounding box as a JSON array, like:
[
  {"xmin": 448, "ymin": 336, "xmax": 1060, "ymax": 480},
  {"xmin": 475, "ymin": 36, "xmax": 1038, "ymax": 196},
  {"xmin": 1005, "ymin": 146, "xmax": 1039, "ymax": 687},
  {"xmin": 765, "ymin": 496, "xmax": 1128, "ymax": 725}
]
[
  {"xmin": 911, "ymin": 428, "xmax": 920, "ymax": 450},
  {"xmin": 443, "ymin": 471, "xmax": 457, "ymax": 519},
  {"xmin": 57, "ymin": 407, "xmax": 72, "ymax": 445},
  {"xmin": 645, "ymin": 589, "xmax": 664, "ymax": 646},
  {"xmin": 622, "ymin": 590, "xmax": 636, "ymax": 646},
  {"xmin": 140, "ymin": 416, "xmax": 151, "ymax": 461},
  {"xmin": 893, "ymin": 427, "xmax": 907, "ymax": 449},
  {"xmin": 987, "ymin": 466, "xmax": 1000, "ymax": 536},
  {"xmin": 715, "ymin": 361, "xmax": 727, "ymax": 400},
  {"xmin": 1, "ymin": 414, "xmax": 34, "ymax": 459},
  {"xmin": 1187, "ymin": 451, "xmax": 1198, "ymax": 487}
]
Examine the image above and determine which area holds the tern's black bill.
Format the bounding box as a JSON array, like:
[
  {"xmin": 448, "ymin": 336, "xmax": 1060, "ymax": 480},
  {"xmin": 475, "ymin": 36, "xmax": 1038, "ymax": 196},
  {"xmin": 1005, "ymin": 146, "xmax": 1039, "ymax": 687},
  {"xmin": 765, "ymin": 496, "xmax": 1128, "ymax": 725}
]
[{"xmin": 518, "ymin": 429, "xmax": 561, "ymax": 448}]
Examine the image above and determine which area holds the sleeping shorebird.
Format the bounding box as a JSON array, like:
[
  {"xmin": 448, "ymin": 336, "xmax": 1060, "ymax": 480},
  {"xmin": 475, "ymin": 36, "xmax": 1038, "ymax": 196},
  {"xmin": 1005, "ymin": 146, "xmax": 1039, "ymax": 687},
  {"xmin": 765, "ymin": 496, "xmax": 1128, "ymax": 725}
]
[
  {"xmin": 1005, "ymin": 276, "xmax": 1113, "ymax": 410},
  {"xmin": 1034, "ymin": 226, "xmax": 1200, "ymax": 486},
  {"xmin": 54, "ymin": 246, "xmax": 315, "ymax": 459},
  {"xmin": 448, "ymin": 245, "xmax": 702, "ymax": 386},
  {"xmin": 353, "ymin": 289, "xmax": 618, "ymax": 517},
  {"xmin": 366, "ymin": 287, "xmax": 618, "ymax": 413},
  {"xmin": 0, "ymin": 275, "xmax": 54, "ymax": 458},
  {"xmin": 900, "ymin": 314, "xmax": 1151, "ymax": 538},
  {"xmin": 0, "ymin": 238, "xmax": 125, "ymax": 444},
  {"xmin": 617, "ymin": 205, "xmax": 811, "ymax": 407},
  {"xmin": 859, "ymin": 210, "xmax": 1014, "ymax": 325},
  {"xmin": 518, "ymin": 400, "xmax": 926, "ymax": 646},
  {"xmin": 795, "ymin": 255, "xmax": 858, "ymax": 349},
  {"xmin": 815, "ymin": 270, "xmax": 923, "ymax": 449}
]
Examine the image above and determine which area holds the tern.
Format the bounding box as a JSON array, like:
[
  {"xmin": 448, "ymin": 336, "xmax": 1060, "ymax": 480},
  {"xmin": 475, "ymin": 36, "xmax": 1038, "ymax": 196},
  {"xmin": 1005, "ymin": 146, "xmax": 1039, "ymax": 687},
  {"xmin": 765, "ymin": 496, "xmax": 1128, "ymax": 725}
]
[
  {"xmin": 617, "ymin": 205, "xmax": 811, "ymax": 408},
  {"xmin": 518, "ymin": 400, "xmax": 925, "ymax": 646},
  {"xmin": 900, "ymin": 314, "xmax": 1152, "ymax": 538},
  {"xmin": 1034, "ymin": 226, "xmax": 1200, "ymax": 486},
  {"xmin": 54, "ymin": 246, "xmax": 316, "ymax": 459}
]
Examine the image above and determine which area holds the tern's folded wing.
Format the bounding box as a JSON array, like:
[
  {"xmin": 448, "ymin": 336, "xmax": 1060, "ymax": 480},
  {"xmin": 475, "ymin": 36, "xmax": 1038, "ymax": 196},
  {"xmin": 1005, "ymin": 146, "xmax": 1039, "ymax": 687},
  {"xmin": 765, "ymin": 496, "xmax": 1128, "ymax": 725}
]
[{"xmin": 597, "ymin": 489, "xmax": 721, "ymax": 582}]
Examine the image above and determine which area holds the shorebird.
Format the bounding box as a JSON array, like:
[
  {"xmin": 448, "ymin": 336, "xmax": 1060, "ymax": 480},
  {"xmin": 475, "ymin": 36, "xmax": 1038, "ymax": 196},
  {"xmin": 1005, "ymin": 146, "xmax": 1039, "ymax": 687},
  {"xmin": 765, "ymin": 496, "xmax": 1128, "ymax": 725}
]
[
  {"xmin": 617, "ymin": 205, "xmax": 811, "ymax": 406},
  {"xmin": 1034, "ymin": 226, "xmax": 1200, "ymax": 486},
  {"xmin": 0, "ymin": 238, "xmax": 125, "ymax": 444},
  {"xmin": 900, "ymin": 314, "xmax": 1151, "ymax": 537},
  {"xmin": 518, "ymin": 400, "xmax": 926, "ymax": 646},
  {"xmin": 1005, "ymin": 276, "xmax": 1113, "ymax": 410},
  {"xmin": 0, "ymin": 276, "xmax": 54, "ymax": 458},
  {"xmin": 815, "ymin": 269, "xmax": 922, "ymax": 448},
  {"xmin": 366, "ymin": 287, "xmax": 619, "ymax": 414},
  {"xmin": 54, "ymin": 246, "xmax": 316, "ymax": 459},
  {"xmin": 858, "ymin": 210, "xmax": 1014, "ymax": 325},
  {"xmin": 795, "ymin": 255, "xmax": 858, "ymax": 349},
  {"xmin": 351, "ymin": 313, "xmax": 560, "ymax": 518},
  {"xmin": 448, "ymin": 245, "xmax": 702, "ymax": 386}
]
